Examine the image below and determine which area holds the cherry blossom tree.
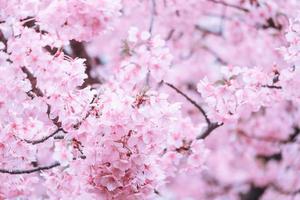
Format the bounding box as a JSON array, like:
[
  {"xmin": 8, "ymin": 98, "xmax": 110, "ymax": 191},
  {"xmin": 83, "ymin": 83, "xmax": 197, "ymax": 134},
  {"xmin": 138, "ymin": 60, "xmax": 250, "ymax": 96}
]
[{"xmin": 1, "ymin": 0, "xmax": 300, "ymax": 199}]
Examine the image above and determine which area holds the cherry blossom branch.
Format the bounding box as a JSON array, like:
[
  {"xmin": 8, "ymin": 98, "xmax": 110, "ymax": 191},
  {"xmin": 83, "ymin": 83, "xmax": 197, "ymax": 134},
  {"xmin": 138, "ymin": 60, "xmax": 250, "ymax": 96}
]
[
  {"xmin": 261, "ymin": 17, "xmax": 283, "ymax": 31},
  {"xmin": 0, "ymin": 162, "xmax": 60, "ymax": 174},
  {"xmin": 207, "ymin": 0, "xmax": 249, "ymax": 13},
  {"xmin": 21, "ymin": 66, "xmax": 44, "ymax": 97},
  {"xmin": 237, "ymin": 129, "xmax": 281, "ymax": 143},
  {"xmin": 240, "ymin": 185, "xmax": 266, "ymax": 200},
  {"xmin": 70, "ymin": 40, "xmax": 102, "ymax": 88},
  {"xmin": 197, "ymin": 122, "xmax": 223, "ymax": 139},
  {"xmin": 262, "ymin": 84, "xmax": 282, "ymax": 89},
  {"xmin": 164, "ymin": 82, "xmax": 222, "ymax": 139},
  {"xmin": 24, "ymin": 128, "xmax": 66, "ymax": 145},
  {"xmin": 165, "ymin": 82, "xmax": 211, "ymax": 124},
  {"xmin": 203, "ymin": 173, "xmax": 267, "ymax": 200},
  {"xmin": 237, "ymin": 126, "xmax": 299, "ymax": 144},
  {"xmin": 257, "ymin": 152, "xmax": 282, "ymax": 162},
  {"xmin": 207, "ymin": 177, "xmax": 300, "ymax": 199},
  {"xmin": 0, "ymin": 29, "xmax": 7, "ymax": 48},
  {"xmin": 24, "ymin": 94, "xmax": 97, "ymax": 145},
  {"xmin": 238, "ymin": 168, "xmax": 300, "ymax": 198},
  {"xmin": 46, "ymin": 105, "xmax": 63, "ymax": 128},
  {"xmin": 165, "ymin": 29, "xmax": 175, "ymax": 41},
  {"xmin": 20, "ymin": 66, "xmax": 68, "ymax": 144},
  {"xmin": 73, "ymin": 94, "xmax": 98, "ymax": 129},
  {"xmin": 149, "ymin": 0, "xmax": 157, "ymax": 33},
  {"xmin": 21, "ymin": 67, "xmax": 44, "ymax": 97}
]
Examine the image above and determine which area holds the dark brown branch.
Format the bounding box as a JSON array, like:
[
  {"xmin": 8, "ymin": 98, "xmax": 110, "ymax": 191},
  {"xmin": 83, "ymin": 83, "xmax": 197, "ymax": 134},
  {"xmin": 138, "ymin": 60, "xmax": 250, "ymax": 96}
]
[
  {"xmin": 21, "ymin": 67, "xmax": 68, "ymax": 144},
  {"xmin": 165, "ymin": 29, "xmax": 175, "ymax": 41},
  {"xmin": 165, "ymin": 82, "xmax": 211, "ymax": 124},
  {"xmin": 261, "ymin": 17, "xmax": 283, "ymax": 31},
  {"xmin": 21, "ymin": 66, "xmax": 44, "ymax": 97},
  {"xmin": 0, "ymin": 162, "xmax": 60, "ymax": 174},
  {"xmin": 73, "ymin": 94, "xmax": 98, "ymax": 129},
  {"xmin": 0, "ymin": 29, "xmax": 7, "ymax": 50},
  {"xmin": 46, "ymin": 105, "xmax": 62, "ymax": 128},
  {"xmin": 207, "ymin": 0, "xmax": 249, "ymax": 12},
  {"xmin": 164, "ymin": 82, "xmax": 223, "ymax": 139},
  {"xmin": 24, "ymin": 128, "xmax": 66, "ymax": 145},
  {"xmin": 154, "ymin": 189, "xmax": 161, "ymax": 196},
  {"xmin": 70, "ymin": 40, "xmax": 101, "ymax": 88},
  {"xmin": 256, "ymin": 152, "xmax": 282, "ymax": 163},
  {"xmin": 197, "ymin": 122, "xmax": 223, "ymax": 139},
  {"xmin": 261, "ymin": 85, "xmax": 282, "ymax": 89},
  {"xmin": 240, "ymin": 185, "xmax": 266, "ymax": 200},
  {"xmin": 25, "ymin": 95, "xmax": 98, "ymax": 145}
]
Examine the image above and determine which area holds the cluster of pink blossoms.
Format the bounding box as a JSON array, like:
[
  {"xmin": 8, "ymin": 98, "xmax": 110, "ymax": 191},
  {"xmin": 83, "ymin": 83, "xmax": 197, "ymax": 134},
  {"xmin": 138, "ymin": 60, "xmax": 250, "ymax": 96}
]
[
  {"xmin": 0, "ymin": 1, "xmax": 208, "ymax": 198},
  {"xmin": 0, "ymin": 0, "xmax": 121, "ymax": 42},
  {"xmin": 197, "ymin": 13, "xmax": 300, "ymax": 124},
  {"xmin": 116, "ymin": 27, "xmax": 173, "ymax": 86},
  {"xmin": 2, "ymin": 0, "xmax": 300, "ymax": 199}
]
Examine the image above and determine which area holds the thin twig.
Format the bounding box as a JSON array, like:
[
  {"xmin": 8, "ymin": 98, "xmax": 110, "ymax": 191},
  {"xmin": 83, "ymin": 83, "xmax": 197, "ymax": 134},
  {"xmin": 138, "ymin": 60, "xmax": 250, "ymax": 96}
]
[
  {"xmin": 195, "ymin": 25, "xmax": 222, "ymax": 37},
  {"xmin": 165, "ymin": 82, "xmax": 211, "ymax": 124},
  {"xmin": 73, "ymin": 94, "xmax": 98, "ymax": 129},
  {"xmin": 24, "ymin": 128, "xmax": 66, "ymax": 145},
  {"xmin": 21, "ymin": 66, "xmax": 44, "ymax": 97},
  {"xmin": 165, "ymin": 29, "xmax": 175, "ymax": 41},
  {"xmin": 164, "ymin": 82, "xmax": 223, "ymax": 139},
  {"xmin": 0, "ymin": 162, "xmax": 60, "ymax": 174},
  {"xmin": 201, "ymin": 45, "xmax": 227, "ymax": 65},
  {"xmin": 149, "ymin": 0, "xmax": 157, "ymax": 33},
  {"xmin": 237, "ymin": 126, "xmax": 299, "ymax": 144},
  {"xmin": 261, "ymin": 85, "xmax": 282, "ymax": 89},
  {"xmin": 207, "ymin": 0, "xmax": 249, "ymax": 13}
]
